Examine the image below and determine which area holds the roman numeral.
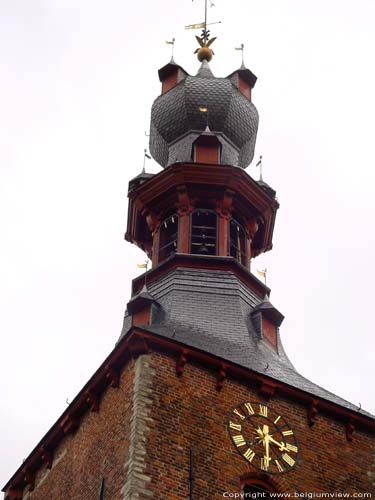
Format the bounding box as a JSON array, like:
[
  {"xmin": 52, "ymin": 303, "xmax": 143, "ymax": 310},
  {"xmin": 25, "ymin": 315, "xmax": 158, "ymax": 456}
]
[
  {"xmin": 275, "ymin": 460, "xmax": 284, "ymax": 472},
  {"xmin": 244, "ymin": 402, "xmax": 255, "ymax": 415},
  {"xmin": 233, "ymin": 409, "xmax": 245, "ymax": 420},
  {"xmin": 282, "ymin": 453, "xmax": 295, "ymax": 467},
  {"xmin": 243, "ymin": 448, "xmax": 255, "ymax": 462},
  {"xmin": 229, "ymin": 421, "xmax": 242, "ymax": 432},
  {"xmin": 259, "ymin": 405, "xmax": 268, "ymax": 417},
  {"xmin": 260, "ymin": 456, "xmax": 270, "ymax": 471},
  {"xmin": 273, "ymin": 415, "xmax": 281, "ymax": 424},
  {"xmin": 285, "ymin": 443, "xmax": 298, "ymax": 453},
  {"xmin": 232, "ymin": 434, "xmax": 246, "ymax": 447},
  {"xmin": 282, "ymin": 430, "xmax": 293, "ymax": 436}
]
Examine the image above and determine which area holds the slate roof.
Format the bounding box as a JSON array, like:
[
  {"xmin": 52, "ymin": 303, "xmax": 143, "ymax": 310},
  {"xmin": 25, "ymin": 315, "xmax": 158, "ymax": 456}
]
[
  {"xmin": 119, "ymin": 266, "xmax": 374, "ymax": 419},
  {"xmin": 150, "ymin": 60, "xmax": 259, "ymax": 169}
]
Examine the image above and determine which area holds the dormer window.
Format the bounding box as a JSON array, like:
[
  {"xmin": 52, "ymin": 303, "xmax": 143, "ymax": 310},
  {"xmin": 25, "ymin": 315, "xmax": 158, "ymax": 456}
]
[
  {"xmin": 190, "ymin": 210, "xmax": 217, "ymax": 256},
  {"xmin": 159, "ymin": 214, "xmax": 178, "ymax": 262},
  {"xmin": 229, "ymin": 218, "xmax": 246, "ymax": 266}
]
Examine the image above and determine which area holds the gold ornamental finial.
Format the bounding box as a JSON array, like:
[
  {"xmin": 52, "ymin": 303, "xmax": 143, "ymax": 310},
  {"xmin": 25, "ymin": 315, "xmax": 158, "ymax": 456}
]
[{"xmin": 188, "ymin": 0, "xmax": 219, "ymax": 61}]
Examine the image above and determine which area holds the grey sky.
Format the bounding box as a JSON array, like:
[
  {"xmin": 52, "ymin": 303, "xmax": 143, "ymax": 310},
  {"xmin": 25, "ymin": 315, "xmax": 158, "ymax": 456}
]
[{"xmin": 1, "ymin": 0, "xmax": 375, "ymax": 487}]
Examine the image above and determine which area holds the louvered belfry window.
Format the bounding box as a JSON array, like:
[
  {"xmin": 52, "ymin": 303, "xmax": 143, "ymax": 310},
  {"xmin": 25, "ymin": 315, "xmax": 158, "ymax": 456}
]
[
  {"xmin": 158, "ymin": 214, "xmax": 178, "ymax": 262},
  {"xmin": 190, "ymin": 210, "xmax": 217, "ymax": 256},
  {"xmin": 229, "ymin": 218, "xmax": 246, "ymax": 266}
]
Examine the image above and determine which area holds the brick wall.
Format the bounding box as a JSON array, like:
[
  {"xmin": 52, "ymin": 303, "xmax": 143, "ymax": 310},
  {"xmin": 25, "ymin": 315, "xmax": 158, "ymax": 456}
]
[{"xmin": 16, "ymin": 349, "xmax": 375, "ymax": 499}]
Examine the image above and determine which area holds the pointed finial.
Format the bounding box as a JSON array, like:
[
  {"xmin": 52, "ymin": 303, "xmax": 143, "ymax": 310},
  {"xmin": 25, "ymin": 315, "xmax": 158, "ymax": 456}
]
[
  {"xmin": 165, "ymin": 38, "xmax": 175, "ymax": 61},
  {"xmin": 143, "ymin": 149, "xmax": 151, "ymax": 173},
  {"xmin": 256, "ymin": 155, "xmax": 263, "ymax": 181},
  {"xmin": 189, "ymin": 0, "xmax": 219, "ymax": 61},
  {"xmin": 235, "ymin": 43, "xmax": 245, "ymax": 67}
]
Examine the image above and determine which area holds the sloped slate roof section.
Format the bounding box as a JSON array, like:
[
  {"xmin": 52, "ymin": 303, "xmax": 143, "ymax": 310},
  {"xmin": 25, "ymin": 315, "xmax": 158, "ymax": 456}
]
[{"xmin": 120, "ymin": 267, "xmax": 372, "ymax": 417}]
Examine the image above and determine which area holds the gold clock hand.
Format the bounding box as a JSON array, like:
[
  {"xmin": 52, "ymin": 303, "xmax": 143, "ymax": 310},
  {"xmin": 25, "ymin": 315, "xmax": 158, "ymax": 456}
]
[{"xmin": 268, "ymin": 435, "xmax": 286, "ymax": 451}]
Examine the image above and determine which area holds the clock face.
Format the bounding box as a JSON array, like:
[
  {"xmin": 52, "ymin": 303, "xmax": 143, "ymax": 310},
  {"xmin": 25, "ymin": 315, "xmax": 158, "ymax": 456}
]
[{"xmin": 228, "ymin": 402, "xmax": 298, "ymax": 474}]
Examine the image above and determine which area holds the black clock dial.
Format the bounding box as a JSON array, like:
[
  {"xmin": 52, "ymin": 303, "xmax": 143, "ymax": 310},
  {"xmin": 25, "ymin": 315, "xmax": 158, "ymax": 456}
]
[{"xmin": 228, "ymin": 402, "xmax": 298, "ymax": 474}]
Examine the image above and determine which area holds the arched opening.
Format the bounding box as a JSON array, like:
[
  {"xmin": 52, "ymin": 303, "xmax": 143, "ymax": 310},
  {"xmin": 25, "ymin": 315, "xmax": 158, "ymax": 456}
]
[
  {"xmin": 158, "ymin": 214, "xmax": 178, "ymax": 262},
  {"xmin": 229, "ymin": 218, "xmax": 247, "ymax": 266},
  {"xmin": 190, "ymin": 209, "xmax": 217, "ymax": 256},
  {"xmin": 243, "ymin": 480, "xmax": 278, "ymax": 498}
]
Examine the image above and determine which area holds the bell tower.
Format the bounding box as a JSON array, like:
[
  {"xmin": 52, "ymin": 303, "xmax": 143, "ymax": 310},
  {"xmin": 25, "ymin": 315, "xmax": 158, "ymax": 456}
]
[{"xmin": 3, "ymin": 10, "xmax": 375, "ymax": 500}]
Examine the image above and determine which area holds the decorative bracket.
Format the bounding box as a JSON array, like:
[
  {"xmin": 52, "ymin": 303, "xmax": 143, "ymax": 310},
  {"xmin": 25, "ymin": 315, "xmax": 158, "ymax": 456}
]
[
  {"xmin": 258, "ymin": 381, "xmax": 276, "ymax": 399},
  {"xmin": 176, "ymin": 185, "xmax": 194, "ymax": 215},
  {"xmin": 176, "ymin": 349, "xmax": 188, "ymax": 376},
  {"xmin": 216, "ymin": 189, "xmax": 235, "ymax": 219},
  {"xmin": 105, "ymin": 366, "xmax": 120, "ymax": 388},
  {"xmin": 346, "ymin": 420, "xmax": 355, "ymax": 442},
  {"xmin": 143, "ymin": 209, "xmax": 161, "ymax": 234},
  {"xmin": 216, "ymin": 364, "xmax": 227, "ymax": 391},
  {"xmin": 85, "ymin": 390, "xmax": 99, "ymax": 412},
  {"xmin": 40, "ymin": 445, "xmax": 53, "ymax": 469},
  {"xmin": 308, "ymin": 400, "xmax": 319, "ymax": 426},
  {"xmin": 128, "ymin": 335, "xmax": 149, "ymax": 358},
  {"xmin": 61, "ymin": 413, "xmax": 79, "ymax": 435},
  {"xmin": 6, "ymin": 488, "xmax": 23, "ymax": 500},
  {"xmin": 23, "ymin": 470, "xmax": 35, "ymax": 492}
]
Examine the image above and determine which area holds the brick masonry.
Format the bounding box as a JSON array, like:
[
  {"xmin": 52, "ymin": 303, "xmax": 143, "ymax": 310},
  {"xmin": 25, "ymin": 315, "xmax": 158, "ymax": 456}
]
[{"xmin": 8, "ymin": 348, "xmax": 375, "ymax": 499}]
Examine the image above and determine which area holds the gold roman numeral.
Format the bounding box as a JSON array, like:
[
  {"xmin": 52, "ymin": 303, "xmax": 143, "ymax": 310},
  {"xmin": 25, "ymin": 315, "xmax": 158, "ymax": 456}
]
[
  {"xmin": 273, "ymin": 415, "xmax": 281, "ymax": 424},
  {"xmin": 282, "ymin": 453, "xmax": 295, "ymax": 467},
  {"xmin": 243, "ymin": 448, "xmax": 255, "ymax": 462},
  {"xmin": 282, "ymin": 430, "xmax": 294, "ymax": 436},
  {"xmin": 275, "ymin": 460, "xmax": 284, "ymax": 472},
  {"xmin": 229, "ymin": 421, "xmax": 242, "ymax": 432},
  {"xmin": 233, "ymin": 409, "xmax": 245, "ymax": 420},
  {"xmin": 259, "ymin": 405, "xmax": 268, "ymax": 418},
  {"xmin": 244, "ymin": 402, "xmax": 255, "ymax": 415},
  {"xmin": 285, "ymin": 443, "xmax": 298, "ymax": 453},
  {"xmin": 233, "ymin": 434, "xmax": 246, "ymax": 447},
  {"xmin": 260, "ymin": 456, "xmax": 271, "ymax": 471}
]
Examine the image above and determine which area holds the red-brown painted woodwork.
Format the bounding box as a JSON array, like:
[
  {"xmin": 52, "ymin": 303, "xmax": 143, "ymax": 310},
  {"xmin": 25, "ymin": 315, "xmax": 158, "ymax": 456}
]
[
  {"xmin": 85, "ymin": 390, "xmax": 99, "ymax": 412},
  {"xmin": 40, "ymin": 446, "xmax": 53, "ymax": 469},
  {"xmin": 5, "ymin": 488, "xmax": 23, "ymax": 500},
  {"xmin": 177, "ymin": 214, "xmax": 190, "ymax": 253},
  {"xmin": 152, "ymin": 230, "xmax": 160, "ymax": 268},
  {"xmin": 238, "ymin": 77, "xmax": 251, "ymax": 100},
  {"xmin": 194, "ymin": 143, "xmax": 220, "ymax": 164},
  {"xmin": 346, "ymin": 420, "xmax": 355, "ymax": 442},
  {"xmin": 105, "ymin": 366, "xmax": 120, "ymax": 388},
  {"xmin": 216, "ymin": 189, "xmax": 235, "ymax": 256},
  {"xmin": 308, "ymin": 400, "xmax": 319, "ymax": 426},
  {"xmin": 176, "ymin": 185, "xmax": 194, "ymax": 215},
  {"xmin": 176, "ymin": 349, "xmax": 188, "ymax": 376},
  {"xmin": 60, "ymin": 414, "xmax": 79, "ymax": 435},
  {"xmin": 216, "ymin": 364, "xmax": 227, "ymax": 391},
  {"xmin": 258, "ymin": 380, "xmax": 277, "ymax": 399},
  {"xmin": 23, "ymin": 471, "xmax": 35, "ymax": 492},
  {"xmin": 128, "ymin": 335, "xmax": 149, "ymax": 358},
  {"xmin": 262, "ymin": 316, "xmax": 278, "ymax": 350},
  {"xmin": 161, "ymin": 70, "xmax": 178, "ymax": 94},
  {"xmin": 132, "ymin": 306, "xmax": 151, "ymax": 327}
]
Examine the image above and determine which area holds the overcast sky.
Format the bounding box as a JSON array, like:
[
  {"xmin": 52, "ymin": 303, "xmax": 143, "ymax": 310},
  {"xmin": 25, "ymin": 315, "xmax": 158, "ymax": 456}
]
[{"xmin": 1, "ymin": 0, "xmax": 375, "ymax": 487}]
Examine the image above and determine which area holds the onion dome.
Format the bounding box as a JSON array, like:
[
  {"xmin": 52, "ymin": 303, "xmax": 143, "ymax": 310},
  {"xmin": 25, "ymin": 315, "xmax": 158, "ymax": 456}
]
[{"xmin": 150, "ymin": 59, "xmax": 258, "ymax": 169}]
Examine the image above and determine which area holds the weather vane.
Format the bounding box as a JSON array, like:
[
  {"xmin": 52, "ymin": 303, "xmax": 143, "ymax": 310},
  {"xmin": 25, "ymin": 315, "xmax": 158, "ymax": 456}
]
[
  {"xmin": 235, "ymin": 43, "xmax": 245, "ymax": 67},
  {"xmin": 187, "ymin": 0, "xmax": 220, "ymax": 61},
  {"xmin": 165, "ymin": 37, "xmax": 175, "ymax": 60}
]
